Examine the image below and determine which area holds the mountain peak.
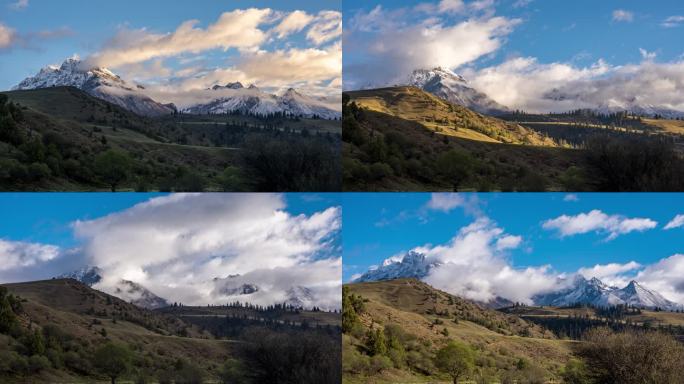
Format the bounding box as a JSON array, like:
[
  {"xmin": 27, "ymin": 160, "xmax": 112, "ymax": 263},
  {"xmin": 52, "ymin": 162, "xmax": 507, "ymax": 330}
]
[
  {"xmin": 13, "ymin": 57, "xmax": 174, "ymax": 117},
  {"xmin": 406, "ymin": 67, "xmax": 508, "ymax": 115}
]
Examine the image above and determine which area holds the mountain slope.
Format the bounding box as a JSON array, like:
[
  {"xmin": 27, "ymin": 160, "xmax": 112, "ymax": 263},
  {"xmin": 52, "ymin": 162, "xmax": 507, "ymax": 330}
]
[
  {"xmin": 408, "ymin": 67, "xmax": 509, "ymax": 115},
  {"xmin": 13, "ymin": 58, "xmax": 174, "ymax": 117},
  {"xmin": 183, "ymin": 83, "xmax": 340, "ymax": 119},
  {"xmin": 347, "ymin": 86, "xmax": 556, "ymax": 146},
  {"xmin": 343, "ymin": 279, "xmax": 573, "ymax": 383},
  {"xmin": 58, "ymin": 266, "xmax": 169, "ymax": 309}
]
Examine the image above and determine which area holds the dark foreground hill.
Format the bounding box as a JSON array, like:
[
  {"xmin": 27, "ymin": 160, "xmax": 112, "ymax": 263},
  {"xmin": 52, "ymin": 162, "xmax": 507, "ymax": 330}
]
[
  {"xmin": 342, "ymin": 87, "xmax": 684, "ymax": 191},
  {"xmin": 0, "ymin": 87, "xmax": 341, "ymax": 191},
  {"xmin": 342, "ymin": 278, "xmax": 684, "ymax": 384},
  {"xmin": 0, "ymin": 278, "xmax": 341, "ymax": 383}
]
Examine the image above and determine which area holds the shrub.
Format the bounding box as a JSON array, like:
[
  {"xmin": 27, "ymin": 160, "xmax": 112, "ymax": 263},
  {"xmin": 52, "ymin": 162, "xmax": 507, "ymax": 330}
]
[
  {"xmin": 28, "ymin": 354, "xmax": 50, "ymax": 373},
  {"xmin": 368, "ymin": 355, "xmax": 392, "ymax": 374}
]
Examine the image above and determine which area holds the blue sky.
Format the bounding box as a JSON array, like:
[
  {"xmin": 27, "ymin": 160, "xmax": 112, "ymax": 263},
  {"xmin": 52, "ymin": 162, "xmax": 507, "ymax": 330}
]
[
  {"xmin": 343, "ymin": 0, "xmax": 684, "ymax": 113},
  {"xmin": 343, "ymin": 193, "xmax": 684, "ymax": 297},
  {"xmin": 0, "ymin": 193, "xmax": 342, "ymax": 308},
  {"xmin": 0, "ymin": 0, "xmax": 341, "ymax": 104}
]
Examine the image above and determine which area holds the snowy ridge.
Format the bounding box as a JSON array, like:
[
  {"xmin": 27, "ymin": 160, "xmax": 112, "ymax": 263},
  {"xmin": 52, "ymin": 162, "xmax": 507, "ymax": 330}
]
[
  {"xmin": 406, "ymin": 67, "xmax": 510, "ymax": 116},
  {"xmin": 13, "ymin": 58, "xmax": 175, "ymax": 117},
  {"xmin": 533, "ymin": 275, "xmax": 682, "ymax": 310},
  {"xmin": 183, "ymin": 83, "xmax": 341, "ymax": 119},
  {"xmin": 57, "ymin": 266, "xmax": 169, "ymax": 309},
  {"xmin": 354, "ymin": 251, "xmax": 440, "ymax": 282}
]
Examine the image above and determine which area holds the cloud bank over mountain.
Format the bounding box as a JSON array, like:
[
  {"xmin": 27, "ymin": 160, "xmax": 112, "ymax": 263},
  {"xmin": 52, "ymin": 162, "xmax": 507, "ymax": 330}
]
[{"xmin": 0, "ymin": 194, "xmax": 342, "ymax": 309}]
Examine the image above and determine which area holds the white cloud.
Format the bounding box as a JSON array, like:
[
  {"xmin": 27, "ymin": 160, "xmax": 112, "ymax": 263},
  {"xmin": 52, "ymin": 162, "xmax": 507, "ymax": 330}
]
[
  {"xmin": 0, "ymin": 23, "xmax": 16, "ymax": 49},
  {"xmin": 83, "ymin": 8, "xmax": 273, "ymax": 69},
  {"xmin": 409, "ymin": 217, "xmax": 555, "ymax": 303},
  {"xmin": 563, "ymin": 194, "xmax": 579, "ymax": 202},
  {"xmin": 662, "ymin": 15, "xmax": 684, "ymax": 28},
  {"xmin": 612, "ymin": 9, "xmax": 634, "ymax": 22},
  {"xmin": 237, "ymin": 41, "xmax": 341, "ymax": 86},
  {"xmin": 578, "ymin": 261, "xmax": 641, "ymax": 286},
  {"xmin": 512, "ymin": 0, "xmax": 533, "ymax": 8},
  {"xmin": 464, "ymin": 56, "xmax": 684, "ymax": 114},
  {"xmin": 0, "ymin": 239, "xmax": 60, "ymax": 271},
  {"xmin": 639, "ymin": 48, "xmax": 656, "ymax": 61},
  {"xmin": 426, "ymin": 193, "xmax": 467, "ymax": 212},
  {"xmin": 306, "ymin": 11, "xmax": 342, "ymax": 45},
  {"xmin": 542, "ymin": 209, "xmax": 657, "ymax": 240},
  {"xmin": 272, "ymin": 10, "xmax": 314, "ymax": 38},
  {"xmin": 438, "ymin": 0, "xmax": 465, "ymax": 14},
  {"xmin": 8, "ymin": 0, "xmax": 28, "ymax": 10},
  {"xmin": 636, "ymin": 254, "xmax": 684, "ymax": 304},
  {"xmin": 664, "ymin": 214, "xmax": 684, "ymax": 230},
  {"xmin": 72, "ymin": 194, "xmax": 341, "ymax": 309},
  {"xmin": 344, "ymin": 5, "xmax": 520, "ymax": 88}
]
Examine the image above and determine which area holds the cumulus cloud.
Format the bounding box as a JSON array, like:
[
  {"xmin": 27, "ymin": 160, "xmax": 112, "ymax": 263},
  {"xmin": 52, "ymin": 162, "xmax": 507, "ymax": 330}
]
[
  {"xmin": 425, "ymin": 193, "xmax": 482, "ymax": 217},
  {"xmin": 563, "ymin": 194, "xmax": 579, "ymax": 202},
  {"xmin": 71, "ymin": 194, "xmax": 341, "ymax": 309},
  {"xmin": 0, "ymin": 239, "xmax": 60, "ymax": 271},
  {"xmin": 662, "ymin": 15, "xmax": 684, "ymax": 28},
  {"xmin": 0, "ymin": 23, "xmax": 15, "ymax": 49},
  {"xmin": 542, "ymin": 209, "xmax": 657, "ymax": 240},
  {"xmin": 272, "ymin": 10, "xmax": 314, "ymax": 38},
  {"xmin": 344, "ymin": 4, "xmax": 520, "ymax": 88},
  {"xmin": 83, "ymin": 9, "xmax": 272, "ymax": 69},
  {"xmin": 578, "ymin": 261, "xmax": 641, "ymax": 286},
  {"xmin": 636, "ymin": 254, "xmax": 684, "ymax": 304},
  {"xmin": 664, "ymin": 214, "xmax": 684, "ymax": 230},
  {"xmin": 237, "ymin": 41, "xmax": 341, "ymax": 86},
  {"xmin": 407, "ymin": 217, "xmax": 556, "ymax": 303},
  {"xmin": 438, "ymin": 0, "xmax": 465, "ymax": 14},
  {"xmin": 464, "ymin": 56, "xmax": 684, "ymax": 114},
  {"xmin": 306, "ymin": 11, "xmax": 342, "ymax": 45},
  {"xmin": 612, "ymin": 9, "xmax": 634, "ymax": 22},
  {"xmin": 639, "ymin": 48, "xmax": 657, "ymax": 61},
  {"xmin": 512, "ymin": 0, "xmax": 533, "ymax": 8}
]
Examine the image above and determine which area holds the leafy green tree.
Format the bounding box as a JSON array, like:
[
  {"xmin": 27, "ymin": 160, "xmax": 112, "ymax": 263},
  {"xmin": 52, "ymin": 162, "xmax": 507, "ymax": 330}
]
[
  {"xmin": 342, "ymin": 286, "xmax": 359, "ymax": 333},
  {"xmin": 561, "ymin": 359, "xmax": 591, "ymax": 384},
  {"xmin": 436, "ymin": 149, "xmax": 474, "ymax": 191},
  {"xmin": 365, "ymin": 328, "xmax": 387, "ymax": 356},
  {"xmin": 94, "ymin": 150, "xmax": 132, "ymax": 192},
  {"xmin": 28, "ymin": 355, "xmax": 50, "ymax": 373},
  {"xmin": 93, "ymin": 343, "xmax": 132, "ymax": 384},
  {"xmin": 218, "ymin": 359, "xmax": 245, "ymax": 384},
  {"xmin": 434, "ymin": 341, "xmax": 476, "ymax": 384},
  {"xmin": 217, "ymin": 166, "xmax": 245, "ymax": 191},
  {"xmin": 0, "ymin": 287, "xmax": 18, "ymax": 333},
  {"xmin": 24, "ymin": 330, "xmax": 46, "ymax": 356}
]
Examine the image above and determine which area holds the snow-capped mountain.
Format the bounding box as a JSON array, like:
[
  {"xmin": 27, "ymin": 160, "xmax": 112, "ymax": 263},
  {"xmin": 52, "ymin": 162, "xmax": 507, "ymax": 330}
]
[
  {"xmin": 113, "ymin": 280, "xmax": 169, "ymax": 310},
  {"xmin": 544, "ymin": 88, "xmax": 684, "ymax": 118},
  {"xmin": 354, "ymin": 251, "xmax": 440, "ymax": 282},
  {"xmin": 58, "ymin": 265, "xmax": 103, "ymax": 286},
  {"xmin": 183, "ymin": 82, "xmax": 340, "ymax": 119},
  {"xmin": 13, "ymin": 58, "xmax": 175, "ymax": 117},
  {"xmin": 57, "ymin": 266, "xmax": 169, "ymax": 309},
  {"xmin": 533, "ymin": 275, "xmax": 681, "ymax": 310},
  {"xmin": 284, "ymin": 286, "xmax": 315, "ymax": 309},
  {"xmin": 406, "ymin": 67, "xmax": 510, "ymax": 116}
]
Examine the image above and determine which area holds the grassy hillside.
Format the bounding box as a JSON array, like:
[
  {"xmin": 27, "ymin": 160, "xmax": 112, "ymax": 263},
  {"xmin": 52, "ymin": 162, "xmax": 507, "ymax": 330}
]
[
  {"xmin": 0, "ymin": 279, "xmax": 341, "ymax": 383},
  {"xmin": 343, "ymin": 88, "xmax": 684, "ymax": 191},
  {"xmin": 0, "ymin": 87, "xmax": 341, "ymax": 191},
  {"xmin": 343, "ymin": 279, "xmax": 684, "ymax": 383},
  {"xmin": 348, "ymin": 87, "xmax": 557, "ymax": 146},
  {"xmin": 342, "ymin": 279, "xmax": 575, "ymax": 384}
]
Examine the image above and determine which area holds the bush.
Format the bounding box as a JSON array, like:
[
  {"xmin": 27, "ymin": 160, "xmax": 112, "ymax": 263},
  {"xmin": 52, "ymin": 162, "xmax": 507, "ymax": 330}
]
[
  {"xmin": 175, "ymin": 362, "xmax": 204, "ymax": 384},
  {"xmin": 368, "ymin": 355, "xmax": 392, "ymax": 374},
  {"xmin": 28, "ymin": 354, "xmax": 50, "ymax": 373},
  {"xmin": 27, "ymin": 162, "xmax": 51, "ymax": 181},
  {"xmin": 218, "ymin": 359, "xmax": 246, "ymax": 384},
  {"xmin": 579, "ymin": 328, "xmax": 684, "ymax": 384}
]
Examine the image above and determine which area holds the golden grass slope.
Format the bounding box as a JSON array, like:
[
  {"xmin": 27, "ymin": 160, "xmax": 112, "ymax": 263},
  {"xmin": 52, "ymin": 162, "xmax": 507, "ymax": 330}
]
[
  {"xmin": 347, "ymin": 87, "xmax": 557, "ymax": 147},
  {"xmin": 344, "ymin": 279, "xmax": 575, "ymax": 383}
]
